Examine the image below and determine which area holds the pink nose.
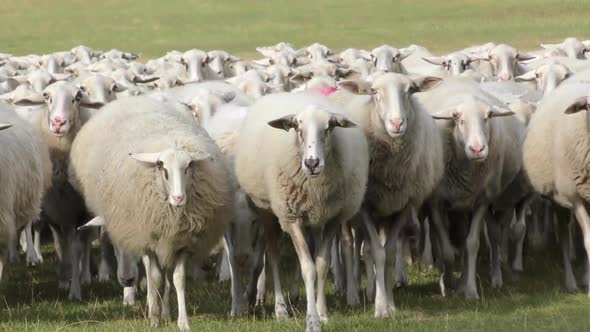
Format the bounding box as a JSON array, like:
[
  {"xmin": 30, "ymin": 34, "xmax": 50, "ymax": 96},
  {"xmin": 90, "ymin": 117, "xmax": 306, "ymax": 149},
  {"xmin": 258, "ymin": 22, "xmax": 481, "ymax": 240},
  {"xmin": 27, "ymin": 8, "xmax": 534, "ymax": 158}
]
[
  {"xmin": 172, "ymin": 195, "xmax": 184, "ymax": 205},
  {"xmin": 51, "ymin": 117, "xmax": 66, "ymax": 129},
  {"xmin": 469, "ymin": 144, "xmax": 484, "ymax": 153},
  {"xmin": 500, "ymin": 72, "xmax": 512, "ymax": 81},
  {"xmin": 390, "ymin": 118, "xmax": 404, "ymax": 130}
]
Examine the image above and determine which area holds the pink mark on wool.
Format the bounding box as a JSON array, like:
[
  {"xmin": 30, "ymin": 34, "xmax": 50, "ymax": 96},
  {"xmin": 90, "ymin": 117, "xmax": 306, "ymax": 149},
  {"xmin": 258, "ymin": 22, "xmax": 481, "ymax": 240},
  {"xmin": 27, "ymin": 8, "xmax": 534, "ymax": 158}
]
[{"xmin": 311, "ymin": 86, "xmax": 338, "ymax": 96}]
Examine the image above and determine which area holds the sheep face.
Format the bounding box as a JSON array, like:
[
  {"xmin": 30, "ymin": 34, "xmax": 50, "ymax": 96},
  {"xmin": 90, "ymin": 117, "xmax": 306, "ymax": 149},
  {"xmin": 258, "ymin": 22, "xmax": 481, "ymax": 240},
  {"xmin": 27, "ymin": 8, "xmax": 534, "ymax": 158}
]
[
  {"xmin": 481, "ymin": 44, "xmax": 535, "ymax": 81},
  {"xmin": 0, "ymin": 123, "xmax": 12, "ymax": 131},
  {"xmin": 79, "ymin": 75, "xmax": 124, "ymax": 108},
  {"xmin": 367, "ymin": 46, "xmax": 414, "ymax": 73},
  {"xmin": 130, "ymin": 149, "xmax": 211, "ymax": 207},
  {"xmin": 207, "ymin": 51, "xmax": 239, "ymax": 79},
  {"xmin": 423, "ymin": 53, "xmax": 473, "ymax": 76},
  {"xmin": 181, "ymin": 50, "xmax": 208, "ymax": 82},
  {"xmin": 268, "ymin": 105, "xmax": 357, "ymax": 177},
  {"xmin": 188, "ymin": 90, "xmax": 235, "ymax": 126},
  {"xmin": 26, "ymin": 70, "xmax": 70, "ymax": 93},
  {"xmin": 42, "ymin": 82, "xmax": 85, "ymax": 136},
  {"xmin": 432, "ymin": 98, "xmax": 515, "ymax": 161},
  {"xmin": 542, "ymin": 38, "xmax": 588, "ymax": 60},
  {"xmin": 516, "ymin": 63, "xmax": 571, "ymax": 95}
]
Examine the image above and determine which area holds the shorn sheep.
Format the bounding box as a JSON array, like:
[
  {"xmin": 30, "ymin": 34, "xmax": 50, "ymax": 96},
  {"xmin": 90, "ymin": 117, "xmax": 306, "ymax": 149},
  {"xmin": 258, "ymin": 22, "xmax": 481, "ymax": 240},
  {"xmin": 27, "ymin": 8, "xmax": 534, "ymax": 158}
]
[
  {"xmin": 335, "ymin": 73, "xmax": 445, "ymax": 318},
  {"xmin": 68, "ymin": 96, "xmax": 234, "ymax": 330},
  {"xmin": 235, "ymin": 93, "xmax": 369, "ymax": 332},
  {"xmin": 0, "ymin": 103, "xmax": 51, "ymax": 281}
]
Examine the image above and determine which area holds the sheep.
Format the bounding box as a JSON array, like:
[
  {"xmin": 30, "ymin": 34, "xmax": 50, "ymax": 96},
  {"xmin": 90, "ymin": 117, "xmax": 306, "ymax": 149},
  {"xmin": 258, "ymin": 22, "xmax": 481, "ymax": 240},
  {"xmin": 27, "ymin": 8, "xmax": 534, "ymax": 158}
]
[
  {"xmin": 366, "ymin": 45, "xmax": 414, "ymax": 73},
  {"xmin": 422, "ymin": 52, "xmax": 480, "ymax": 76},
  {"xmin": 416, "ymin": 77, "xmax": 525, "ymax": 299},
  {"xmin": 523, "ymin": 80, "xmax": 590, "ymax": 296},
  {"xmin": 206, "ymin": 50, "xmax": 240, "ymax": 79},
  {"xmin": 335, "ymin": 73, "xmax": 444, "ymax": 317},
  {"xmin": 0, "ymin": 103, "xmax": 51, "ymax": 281},
  {"xmin": 540, "ymin": 37, "xmax": 588, "ymax": 60},
  {"xmin": 68, "ymin": 96, "xmax": 234, "ymax": 330},
  {"xmin": 515, "ymin": 62, "xmax": 572, "ymax": 96},
  {"xmin": 235, "ymin": 93, "xmax": 369, "ymax": 331},
  {"xmin": 12, "ymin": 81, "xmax": 99, "ymax": 300},
  {"xmin": 472, "ymin": 44, "xmax": 535, "ymax": 81},
  {"xmin": 180, "ymin": 49, "xmax": 209, "ymax": 82}
]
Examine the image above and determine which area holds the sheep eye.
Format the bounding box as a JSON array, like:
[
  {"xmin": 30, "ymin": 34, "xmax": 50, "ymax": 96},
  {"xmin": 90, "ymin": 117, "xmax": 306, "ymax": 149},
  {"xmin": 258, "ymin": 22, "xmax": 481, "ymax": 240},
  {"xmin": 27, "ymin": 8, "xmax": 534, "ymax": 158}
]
[
  {"xmin": 408, "ymin": 85, "xmax": 418, "ymax": 94},
  {"xmin": 111, "ymin": 84, "xmax": 117, "ymax": 92},
  {"xmin": 156, "ymin": 161, "xmax": 163, "ymax": 169},
  {"xmin": 80, "ymin": 86, "xmax": 87, "ymax": 92}
]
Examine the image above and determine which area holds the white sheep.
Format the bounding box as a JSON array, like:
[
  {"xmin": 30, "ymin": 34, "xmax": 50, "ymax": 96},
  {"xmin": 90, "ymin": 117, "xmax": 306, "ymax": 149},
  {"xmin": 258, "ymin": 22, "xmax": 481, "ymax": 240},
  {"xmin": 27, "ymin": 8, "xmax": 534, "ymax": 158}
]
[
  {"xmin": 0, "ymin": 103, "xmax": 51, "ymax": 281},
  {"xmin": 523, "ymin": 80, "xmax": 590, "ymax": 296},
  {"xmin": 68, "ymin": 96, "xmax": 234, "ymax": 330},
  {"xmin": 335, "ymin": 73, "xmax": 444, "ymax": 317},
  {"xmin": 235, "ymin": 93, "xmax": 369, "ymax": 332}
]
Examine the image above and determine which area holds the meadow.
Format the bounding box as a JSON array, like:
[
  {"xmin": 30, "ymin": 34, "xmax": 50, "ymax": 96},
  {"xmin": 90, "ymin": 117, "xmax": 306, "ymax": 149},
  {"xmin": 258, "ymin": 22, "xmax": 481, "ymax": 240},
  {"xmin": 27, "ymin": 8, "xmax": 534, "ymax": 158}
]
[{"xmin": 1, "ymin": 0, "xmax": 590, "ymax": 330}]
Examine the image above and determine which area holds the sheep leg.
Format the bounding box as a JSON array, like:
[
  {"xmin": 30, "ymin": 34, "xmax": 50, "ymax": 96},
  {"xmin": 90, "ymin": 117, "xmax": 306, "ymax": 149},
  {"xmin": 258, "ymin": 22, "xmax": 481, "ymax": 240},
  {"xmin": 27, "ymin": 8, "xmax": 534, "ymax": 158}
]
[
  {"xmin": 123, "ymin": 286, "xmax": 137, "ymax": 306},
  {"xmin": 362, "ymin": 211, "xmax": 393, "ymax": 319},
  {"xmin": 99, "ymin": 230, "xmax": 115, "ymax": 281},
  {"xmin": 420, "ymin": 214, "xmax": 434, "ymax": 268},
  {"xmin": 330, "ymin": 235, "xmax": 345, "ymax": 297},
  {"xmin": 80, "ymin": 230, "xmax": 93, "ymax": 285},
  {"xmin": 55, "ymin": 228, "xmax": 70, "ymax": 290},
  {"xmin": 353, "ymin": 225, "xmax": 363, "ymax": 285},
  {"xmin": 427, "ymin": 202, "xmax": 454, "ymax": 292},
  {"xmin": 556, "ymin": 208, "xmax": 578, "ymax": 292},
  {"xmin": 385, "ymin": 209, "xmax": 410, "ymax": 313},
  {"xmin": 288, "ymin": 222, "xmax": 320, "ymax": 332},
  {"xmin": 172, "ymin": 253, "xmax": 190, "ymax": 331},
  {"xmin": 263, "ymin": 220, "xmax": 288, "ymax": 320},
  {"xmin": 316, "ymin": 222, "xmax": 339, "ymax": 322},
  {"xmin": 363, "ymin": 239, "xmax": 376, "ymax": 301},
  {"xmin": 245, "ymin": 238, "xmax": 265, "ymax": 308},
  {"xmin": 9, "ymin": 236, "xmax": 20, "ymax": 264},
  {"xmin": 25, "ymin": 221, "xmax": 40, "ymax": 266},
  {"xmin": 486, "ymin": 209, "xmax": 507, "ymax": 289},
  {"xmin": 143, "ymin": 255, "xmax": 163, "ymax": 327},
  {"xmin": 218, "ymin": 248, "xmax": 231, "ymax": 283},
  {"xmin": 460, "ymin": 203, "xmax": 488, "ymax": 300},
  {"xmin": 223, "ymin": 232, "xmax": 243, "ymax": 317},
  {"xmin": 67, "ymin": 229, "xmax": 82, "ymax": 301},
  {"xmin": 572, "ymin": 198, "xmax": 590, "ymax": 297},
  {"xmin": 33, "ymin": 221, "xmax": 44, "ymax": 264},
  {"xmin": 511, "ymin": 198, "xmax": 531, "ymax": 272},
  {"xmin": 161, "ymin": 275, "xmax": 171, "ymax": 321},
  {"xmin": 256, "ymin": 265, "xmax": 266, "ymax": 306},
  {"xmin": 49, "ymin": 224, "xmax": 64, "ymax": 262},
  {"xmin": 341, "ymin": 221, "xmax": 359, "ymax": 305}
]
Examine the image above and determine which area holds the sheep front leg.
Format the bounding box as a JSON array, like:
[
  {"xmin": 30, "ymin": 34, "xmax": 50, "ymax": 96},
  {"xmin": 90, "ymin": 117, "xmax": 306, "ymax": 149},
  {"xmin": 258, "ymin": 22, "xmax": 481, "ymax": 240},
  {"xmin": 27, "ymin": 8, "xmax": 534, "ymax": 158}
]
[
  {"xmin": 330, "ymin": 235, "xmax": 345, "ymax": 297},
  {"xmin": 556, "ymin": 208, "xmax": 578, "ymax": 292},
  {"xmin": 68, "ymin": 229, "xmax": 82, "ymax": 301},
  {"xmin": 340, "ymin": 221, "xmax": 360, "ymax": 305},
  {"xmin": 33, "ymin": 221, "xmax": 44, "ymax": 264},
  {"xmin": 223, "ymin": 233, "xmax": 243, "ymax": 317},
  {"xmin": 143, "ymin": 255, "xmax": 163, "ymax": 327},
  {"xmin": 173, "ymin": 253, "xmax": 190, "ymax": 331},
  {"xmin": 288, "ymin": 222, "xmax": 320, "ymax": 332},
  {"xmin": 316, "ymin": 222, "xmax": 340, "ymax": 322},
  {"xmin": 362, "ymin": 211, "xmax": 393, "ymax": 318},
  {"xmin": 460, "ymin": 203, "xmax": 489, "ymax": 300},
  {"xmin": 263, "ymin": 219, "xmax": 288, "ymax": 320},
  {"xmin": 25, "ymin": 221, "xmax": 40, "ymax": 266},
  {"xmin": 572, "ymin": 198, "xmax": 590, "ymax": 297}
]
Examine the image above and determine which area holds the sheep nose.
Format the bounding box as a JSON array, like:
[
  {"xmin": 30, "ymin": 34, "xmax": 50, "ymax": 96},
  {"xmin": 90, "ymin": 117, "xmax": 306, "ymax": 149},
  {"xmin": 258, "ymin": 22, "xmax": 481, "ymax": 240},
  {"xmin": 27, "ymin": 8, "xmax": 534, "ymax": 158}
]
[
  {"xmin": 500, "ymin": 72, "xmax": 512, "ymax": 81},
  {"xmin": 172, "ymin": 195, "xmax": 185, "ymax": 205},
  {"xmin": 389, "ymin": 118, "xmax": 404, "ymax": 130},
  {"xmin": 304, "ymin": 158, "xmax": 320, "ymax": 169},
  {"xmin": 51, "ymin": 117, "xmax": 66, "ymax": 129},
  {"xmin": 469, "ymin": 144, "xmax": 485, "ymax": 153},
  {"xmin": 121, "ymin": 277, "xmax": 135, "ymax": 287},
  {"xmin": 216, "ymin": 70, "xmax": 223, "ymax": 75}
]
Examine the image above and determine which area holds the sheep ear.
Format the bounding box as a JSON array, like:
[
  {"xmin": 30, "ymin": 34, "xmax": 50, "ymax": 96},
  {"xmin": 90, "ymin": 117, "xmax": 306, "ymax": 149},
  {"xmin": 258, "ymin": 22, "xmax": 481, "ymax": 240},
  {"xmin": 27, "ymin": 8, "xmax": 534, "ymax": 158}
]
[
  {"xmin": 77, "ymin": 216, "xmax": 105, "ymax": 231},
  {"xmin": 540, "ymin": 43, "xmax": 559, "ymax": 50},
  {"xmin": 112, "ymin": 83, "xmax": 128, "ymax": 93},
  {"xmin": 564, "ymin": 97, "xmax": 590, "ymax": 114},
  {"xmin": 515, "ymin": 70, "xmax": 536, "ymax": 82},
  {"xmin": 517, "ymin": 52, "xmax": 536, "ymax": 61},
  {"xmin": 412, "ymin": 76, "xmax": 443, "ymax": 92},
  {"xmin": 129, "ymin": 152, "xmax": 160, "ymax": 165},
  {"xmin": 422, "ymin": 56, "xmax": 447, "ymax": 67},
  {"xmin": 12, "ymin": 91, "xmax": 45, "ymax": 106},
  {"xmin": 471, "ymin": 52, "xmax": 491, "ymax": 62},
  {"xmin": 0, "ymin": 123, "xmax": 12, "ymax": 131},
  {"xmin": 329, "ymin": 113, "xmax": 358, "ymax": 129},
  {"xmin": 220, "ymin": 91, "xmax": 236, "ymax": 103},
  {"xmin": 134, "ymin": 75, "xmax": 159, "ymax": 84},
  {"xmin": 268, "ymin": 114, "xmax": 297, "ymax": 132},
  {"xmin": 189, "ymin": 151, "xmax": 212, "ymax": 162},
  {"xmin": 50, "ymin": 73, "xmax": 71, "ymax": 82},
  {"xmin": 337, "ymin": 80, "xmax": 372, "ymax": 95},
  {"xmin": 431, "ymin": 109, "xmax": 457, "ymax": 120},
  {"xmin": 487, "ymin": 106, "xmax": 516, "ymax": 118},
  {"xmin": 335, "ymin": 67, "xmax": 358, "ymax": 79},
  {"xmin": 399, "ymin": 47, "xmax": 415, "ymax": 60},
  {"xmin": 289, "ymin": 72, "xmax": 313, "ymax": 84}
]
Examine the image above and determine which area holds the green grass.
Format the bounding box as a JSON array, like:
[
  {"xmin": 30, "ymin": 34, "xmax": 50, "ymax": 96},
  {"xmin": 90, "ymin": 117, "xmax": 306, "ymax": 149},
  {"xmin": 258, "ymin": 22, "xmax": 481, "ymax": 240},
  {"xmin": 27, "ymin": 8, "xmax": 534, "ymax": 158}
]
[
  {"xmin": 2, "ymin": 0, "xmax": 590, "ymax": 330},
  {"xmin": 0, "ymin": 0, "xmax": 589, "ymax": 59},
  {"xmin": 1, "ymin": 246, "xmax": 590, "ymax": 331}
]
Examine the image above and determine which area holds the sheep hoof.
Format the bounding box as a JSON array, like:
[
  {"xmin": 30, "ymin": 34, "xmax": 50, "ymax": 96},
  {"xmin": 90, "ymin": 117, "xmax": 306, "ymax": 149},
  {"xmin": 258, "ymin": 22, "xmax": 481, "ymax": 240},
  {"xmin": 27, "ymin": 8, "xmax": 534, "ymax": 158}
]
[
  {"xmin": 149, "ymin": 318, "xmax": 160, "ymax": 328},
  {"xmin": 58, "ymin": 280, "xmax": 69, "ymax": 290},
  {"xmin": 374, "ymin": 304, "xmax": 395, "ymax": 319},
  {"xmin": 275, "ymin": 303, "xmax": 289, "ymax": 320},
  {"xmin": 346, "ymin": 292, "xmax": 360, "ymax": 306},
  {"xmin": 68, "ymin": 289, "xmax": 81, "ymax": 302},
  {"xmin": 306, "ymin": 313, "xmax": 321, "ymax": 332},
  {"xmin": 26, "ymin": 253, "xmax": 41, "ymax": 267},
  {"xmin": 394, "ymin": 280, "xmax": 407, "ymax": 289},
  {"xmin": 177, "ymin": 319, "xmax": 190, "ymax": 332},
  {"xmin": 459, "ymin": 286, "xmax": 480, "ymax": 300}
]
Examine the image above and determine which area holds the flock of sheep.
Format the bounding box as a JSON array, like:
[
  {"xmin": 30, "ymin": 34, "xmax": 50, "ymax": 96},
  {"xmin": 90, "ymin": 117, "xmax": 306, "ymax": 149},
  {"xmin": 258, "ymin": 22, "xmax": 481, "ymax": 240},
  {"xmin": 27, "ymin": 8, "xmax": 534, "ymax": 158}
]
[{"xmin": 1, "ymin": 37, "xmax": 590, "ymax": 331}]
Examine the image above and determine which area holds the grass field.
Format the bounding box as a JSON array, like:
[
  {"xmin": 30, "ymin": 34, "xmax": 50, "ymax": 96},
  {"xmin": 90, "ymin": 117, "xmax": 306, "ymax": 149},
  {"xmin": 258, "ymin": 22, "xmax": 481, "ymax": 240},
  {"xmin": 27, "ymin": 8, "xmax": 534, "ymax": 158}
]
[
  {"xmin": 0, "ymin": 0, "xmax": 589, "ymax": 59},
  {"xmin": 2, "ymin": 0, "xmax": 590, "ymax": 331}
]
